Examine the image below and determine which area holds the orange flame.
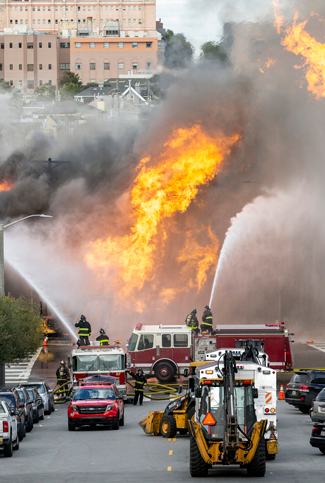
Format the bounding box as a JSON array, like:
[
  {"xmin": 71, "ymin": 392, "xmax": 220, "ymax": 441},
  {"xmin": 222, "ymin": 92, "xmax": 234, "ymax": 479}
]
[
  {"xmin": 273, "ymin": 0, "xmax": 284, "ymax": 34},
  {"xmin": 85, "ymin": 125, "xmax": 240, "ymax": 305},
  {"xmin": 259, "ymin": 58, "xmax": 276, "ymax": 73},
  {"xmin": 0, "ymin": 180, "xmax": 13, "ymax": 191}
]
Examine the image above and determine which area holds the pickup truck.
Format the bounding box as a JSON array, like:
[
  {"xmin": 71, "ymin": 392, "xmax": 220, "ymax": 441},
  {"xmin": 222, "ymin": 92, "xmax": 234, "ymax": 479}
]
[{"xmin": 0, "ymin": 400, "xmax": 20, "ymax": 456}]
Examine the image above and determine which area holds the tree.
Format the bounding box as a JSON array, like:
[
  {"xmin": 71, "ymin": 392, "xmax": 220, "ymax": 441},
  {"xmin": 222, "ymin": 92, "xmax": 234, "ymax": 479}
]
[
  {"xmin": 0, "ymin": 294, "xmax": 44, "ymax": 369},
  {"xmin": 34, "ymin": 83, "xmax": 56, "ymax": 100},
  {"xmin": 0, "ymin": 80, "xmax": 13, "ymax": 93},
  {"xmin": 200, "ymin": 41, "xmax": 228, "ymax": 63},
  {"xmin": 164, "ymin": 33, "xmax": 194, "ymax": 70},
  {"xmin": 58, "ymin": 71, "xmax": 83, "ymax": 100}
]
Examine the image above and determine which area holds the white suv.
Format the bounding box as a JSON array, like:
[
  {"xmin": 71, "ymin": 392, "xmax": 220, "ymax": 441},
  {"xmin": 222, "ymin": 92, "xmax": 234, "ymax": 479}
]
[{"xmin": 0, "ymin": 400, "xmax": 19, "ymax": 456}]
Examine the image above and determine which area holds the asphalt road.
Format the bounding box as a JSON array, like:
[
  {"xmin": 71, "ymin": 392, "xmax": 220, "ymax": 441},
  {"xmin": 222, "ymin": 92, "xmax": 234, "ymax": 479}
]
[{"xmin": 0, "ymin": 397, "xmax": 324, "ymax": 483}]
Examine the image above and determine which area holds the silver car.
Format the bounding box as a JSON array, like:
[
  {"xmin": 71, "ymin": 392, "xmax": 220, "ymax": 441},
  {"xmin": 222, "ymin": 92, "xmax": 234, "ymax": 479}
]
[
  {"xmin": 22, "ymin": 382, "xmax": 55, "ymax": 415},
  {"xmin": 311, "ymin": 388, "xmax": 325, "ymax": 422}
]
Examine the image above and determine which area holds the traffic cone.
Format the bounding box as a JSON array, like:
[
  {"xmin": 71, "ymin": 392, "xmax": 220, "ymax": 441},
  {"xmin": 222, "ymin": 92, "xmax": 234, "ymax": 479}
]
[
  {"xmin": 43, "ymin": 337, "xmax": 48, "ymax": 346},
  {"xmin": 278, "ymin": 384, "xmax": 285, "ymax": 400}
]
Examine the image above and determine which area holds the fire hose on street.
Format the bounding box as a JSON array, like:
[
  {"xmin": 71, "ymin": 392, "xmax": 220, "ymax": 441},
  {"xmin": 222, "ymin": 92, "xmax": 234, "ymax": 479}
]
[
  {"xmin": 53, "ymin": 381, "xmax": 74, "ymax": 404},
  {"xmin": 127, "ymin": 380, "xmax": 187, "ymax": 400}
]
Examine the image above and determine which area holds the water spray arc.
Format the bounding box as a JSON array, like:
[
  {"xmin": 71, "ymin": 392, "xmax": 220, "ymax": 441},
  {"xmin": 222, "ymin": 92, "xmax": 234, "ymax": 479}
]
[{"xmin": 209, "ymin": 229, "xmax": 231, "ymax": 307}]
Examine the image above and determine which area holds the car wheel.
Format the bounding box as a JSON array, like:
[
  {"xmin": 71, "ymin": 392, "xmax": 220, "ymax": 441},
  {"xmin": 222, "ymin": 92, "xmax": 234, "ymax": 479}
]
[
  {"xmin": 26, "ymin": 416, "xmax": 33, "ymax": 433},
  {"xmin": 154, "ymin": 361, "xmax": 176, "ymax": 383},
  {"xmin": 18, "ymin": 422, "xmax": 25, "ymax": 441},
  {"xmin": 112, "ymin": 413, "xmax": 120, "ymax": 430},
  {"xmin": 68, "ymin": 421, "xmax": 76, "ymax": 431},
  {"xmin": 298, "ymin": 407, "xmax": 310, "ymax": 414},
  {"xmin": 13, "ymin": 436, "xmax": 19, "ymax": 451},
  {"xmin": 34, "ymin": 411, "xmax": 40, "ymax": 424},
  {"xmin": 120, "ymin": 410, "xmax": 124, "ymax": 427},
  {"xmin": 4, "ymin": 435, "xmax": 13, "ymax": 457},
  {"xmin": 320, "ymin": 448, "xmax": 325, "ymax": 455}
]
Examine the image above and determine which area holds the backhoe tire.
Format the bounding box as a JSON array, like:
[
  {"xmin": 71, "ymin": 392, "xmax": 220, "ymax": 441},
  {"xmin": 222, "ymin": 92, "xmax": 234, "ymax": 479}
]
[
  {"xmin": 247, "ymin": 438, "xmax": 266, "ymax": 477},
  {"xmin": 187, "ymin": 407, "xmax": 195, "ymax": 423},
  {"xmin": 154, "ymin": 361, "xmax": 176, "ymax": 383},
  {"xmin": 190, "ymin": 435, "xmax": 209, "ymax": 477},
  {"xmin": 160, "ymin": 415, "xmax": 177, "ymax": 438},
  {"xmin": 266, "ymin": 452, "xmax": 276, "ymax": 460}
]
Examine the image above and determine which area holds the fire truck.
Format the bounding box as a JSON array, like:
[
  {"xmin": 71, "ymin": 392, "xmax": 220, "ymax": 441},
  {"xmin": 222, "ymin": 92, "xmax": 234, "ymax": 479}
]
[
  {"xmin": 127, "ymin": 322, "xmax": 294, "ymax": 383},
  {"xmin": 68, "ymin": 342, "xmax": 127, "ymax": 397}
]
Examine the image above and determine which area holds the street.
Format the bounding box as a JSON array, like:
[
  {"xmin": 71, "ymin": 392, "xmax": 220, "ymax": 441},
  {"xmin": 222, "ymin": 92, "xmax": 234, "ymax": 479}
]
[{"xmin": 0, "ymin": 396, "xmax": 323, "ymax": 482}]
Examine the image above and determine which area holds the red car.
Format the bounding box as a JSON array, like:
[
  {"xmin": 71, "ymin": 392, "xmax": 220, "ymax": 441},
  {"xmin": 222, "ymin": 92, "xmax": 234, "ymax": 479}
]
[{"xmin": 67, "ymin": 385, "xmax": 124, "ymax": 431}]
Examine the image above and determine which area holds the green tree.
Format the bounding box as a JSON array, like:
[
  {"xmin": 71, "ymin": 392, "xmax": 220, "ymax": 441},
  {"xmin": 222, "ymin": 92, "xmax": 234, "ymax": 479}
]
[
  {"xmin": 200, "ymin": 41, "xmax": 228, "ymax": 63},
  {"xmin": 34, "ymin": 83, "xmax": 56, "ymax": 100},
  {"xmin": 164, "ymin": 33, "xmax": 194, "ymax": 70},
  {"xmin": 0, "ymin": 80, "xmax": 13, "ymax": 93},
  {"xmin": 58, "ymin": 71, "xmax": 83, "ymax": 100},
  {"xmin": 0, "ymin": 294, "xmax": 44, "ymax": 366}
]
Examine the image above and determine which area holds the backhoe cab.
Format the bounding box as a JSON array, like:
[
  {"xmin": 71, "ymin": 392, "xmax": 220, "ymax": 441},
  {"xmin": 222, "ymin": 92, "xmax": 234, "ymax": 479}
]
[{"xmin": 188, "ymin": 351, "xmax": 267, "ymax": 477}]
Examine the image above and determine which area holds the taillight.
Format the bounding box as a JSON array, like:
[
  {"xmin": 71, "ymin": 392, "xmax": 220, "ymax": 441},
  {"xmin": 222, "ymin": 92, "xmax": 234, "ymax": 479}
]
[
  {"xmin": 312, "ymin": 426, "xmax": 319, "ymax": 434},
  {"xmin": 3, "ymin": 421, "xmax": 9, "ymax": 432},
  {"xmin": 299, "ymin": 385, "xmax": 309, "ymax": 391},
  {"xmin": 286, "ymin": 383, "xmax": 289, "ymax": 389}
]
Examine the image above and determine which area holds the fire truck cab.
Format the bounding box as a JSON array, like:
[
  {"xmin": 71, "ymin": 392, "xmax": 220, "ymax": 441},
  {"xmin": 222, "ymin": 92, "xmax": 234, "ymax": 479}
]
[
  {"xmin": 69, "ymin": 342, "xmax": 127, "ymax": 397},
  {"xmin": 127, "ymin": 324, "xmax": 192, "ymax": 383}
]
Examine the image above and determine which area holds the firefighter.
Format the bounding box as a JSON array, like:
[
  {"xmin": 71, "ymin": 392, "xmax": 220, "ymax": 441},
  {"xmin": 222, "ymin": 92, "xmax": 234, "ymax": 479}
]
[
  {"xmin": 75, "ymin": 315, "xmax": 91, "ymax": 346},
  {"xmin": 201, "ymin": 305, "xmax": 213, "ymax": 333},
  {"xmin": 56, "ymin": 360, "xmax": 70, "ymax": 397},
  {"xmin": 128, "ymin": 368, "xmax": 147, "ymax": 406},
  {"xmin": 185, "ymin": 309, "xmax": 200, "ymax": 334},
  {"xmin": 96, "ymin": 328, "xmax": 110, "ymax": 346}
]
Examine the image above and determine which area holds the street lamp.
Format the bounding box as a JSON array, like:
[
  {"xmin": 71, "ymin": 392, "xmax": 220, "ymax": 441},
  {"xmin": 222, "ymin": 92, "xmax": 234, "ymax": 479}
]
[{"xmin": 0, "ymin": 214, "xmax": 53, "ymax": 295}]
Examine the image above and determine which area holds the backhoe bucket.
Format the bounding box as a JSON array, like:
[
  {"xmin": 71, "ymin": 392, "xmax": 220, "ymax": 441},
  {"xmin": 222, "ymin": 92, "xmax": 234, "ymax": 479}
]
[{"xmin": 138, "ymin": 411, "xmax": 163, "ymax": 436}]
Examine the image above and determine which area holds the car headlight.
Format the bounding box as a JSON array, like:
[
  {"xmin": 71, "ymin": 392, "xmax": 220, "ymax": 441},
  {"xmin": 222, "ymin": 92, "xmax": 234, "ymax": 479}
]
[
  {"xmin": 71, "ymin": 405, "xmax": 78, "ymax": 412},
  {"xmin": 106, "ymin": 404, "xmax": 114, "ymax": 411}
]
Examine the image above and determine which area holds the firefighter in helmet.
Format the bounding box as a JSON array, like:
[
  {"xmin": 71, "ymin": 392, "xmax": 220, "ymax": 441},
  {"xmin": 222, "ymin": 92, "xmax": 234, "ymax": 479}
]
[
  {"xmin": 75, "ymin": 315, "xmax": 91, "ymax": 346},
  {"xmin": 96, "ymin": 328, "xmax": 110, "ymax": 346},
  {"xmin": 201, "ymin": 305, "xmax": 213, "ymax": 333},
  {"xmin": 56, "ymin": 360, "xmax": 70, "ymax": 397},
  {"xmin": 185, "ymin": 309, "xmax": 200, "ymax": 334},
  {"xmin": 128, "ymin": 368, "xmax": 147, "ymax": 406}
]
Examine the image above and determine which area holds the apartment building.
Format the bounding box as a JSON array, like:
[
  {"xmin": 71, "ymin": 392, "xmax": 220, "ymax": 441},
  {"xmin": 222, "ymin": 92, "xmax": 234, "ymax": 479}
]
[{"xmin": 0, "ymin": 1, "xmax": 157, "ymax": 38}]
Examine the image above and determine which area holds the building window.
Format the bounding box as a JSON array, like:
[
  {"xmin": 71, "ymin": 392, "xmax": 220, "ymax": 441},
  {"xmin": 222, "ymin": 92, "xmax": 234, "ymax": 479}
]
[
  {"xmin": 49, "ymin": 80, "xmax": 52, "ymax": 85},
  {"xmin": 37, "ymin": 6, "xmax": 40, "ymax": 11},
  {"xmin": 147, "ymin": 62, "xmax": 152, "ymax": 69},
  {"xmin": 118, "ymin": 62, "xmax": 124, "ymax": 70},
  {"xmin": 139, "ymin": 19, "xmax": 142, "ymax": 24},
  {"xmin": 32, "ymin": 7, "xmax": 35, "ymax": 11},
  {"xmin": 39, "ymin": 42, "xmax": 42, "ymax": 48},
  {"xmin": 139, "ymin": 6, "xmax": 142, "ymax": 10},
  {"xmin": 48, "ymin": 64, "xmax": 52, "ymax": 70},
  {"xmin": 19, "ymin": 43, "xmax": 22, "ymax": 48},
  {"xmin": 55, "ymin": 6, "xmax": 58, "ymax": 11},
  {"xmin": 93, "ymin": 6, "xmax": 96, "ymax": 10},
  {"xmin": 83, "ymin": 6, "xmax": 85, "ymax": 10},
  {"xmin": 38, "ymin": 19, "xmax": 40, "ymax": 24},
  {"xmin": 20, "ymin": 20, "xmax": 23, "ymax": 24},
  {"xmin": 19, "ymin": 64, "xmax": 22, "ymax": 70},
  {"xmin": 104, "ymin": 42, "xmax": 109, "ymax": 49},
  {"xmin": 90, "ymin": 79, "xmax": 96, "ymax": 83},
  {"xmin": 128, "ymin": 19, "xmax": 131, "ymax": 24},
  {"xmin": 104, "ymin": 62, "xmax": 110, "ymax": 70},
  {"xmin": 10, "ymin": 64, "xmax": 13, "ymax": 70},
  {"xmin": 83, "ymin": 19, "xmax": 86, "ymax": 23},
  {"xmin": 90, "ymin": 63, "xmax": 96, "ymax": 70},
  {"xmin": 70, "ymin": 6, "xmax": 73, "ymax": 11},
  {"xmin": 9, "ymin": 6, "xmax": 12, "ymax": 11},
  {"xmin": 128, "ymin": 6, "xmax": 131, "ymax": 10},
  {"xmin": 48, "ymin": 7, "xmax": 51, "ymax": 11},
  {"xmin": 100, "ymin": 19, "xmax": 103, "ymax": 24},
  {"xmin": 133, "ymin": 6, "xmax": 136, "ymax": 10},
  {"xmin": 60, "ymin": 63, "xmax": 70, "ymax": 70},
  {"xmin": 116, "ymin": 6, "xmax": 118, "ymax": 10},
  {"xmin": 123, "ymin": 6, "xmax": 126, "ymax": 10},
  {"xmin": 76, "ymin": 63, "xmax": 81, "ymax": 70},
  {"xmin": 48, "ymin": 43, "xmax": 51, "ymax": 48},
  {"xmin": 9, "ymin": 43, "xmax": 13, "ymax": 48},
  {"xmin": 39, "ymin": 80, "xmax": 43, "ymax": 86},
  {"xmin": 89, "ymin": 42, "xmax": 95, "ymax": 49},
  {"xmin": 118, "ymin": 42, "xmax": 124, "ymax": 49},
  {"xmin": 146, "ymin": 42, "xmax": 152, "ymax": 48},
  {"xmin": 123, "ymin": 19, "xmax": 126, "ymax": 24},
  {"xmin": 33, "ymin": 20, "xmax": 35, "ymax": 24},
  {"xmin": 15, "ymin": 20, "xmax": 18, "ymax": 24},
  {"xmin": 78, "ymin": 20, "xmax": 80, "ymax": 23},
  {"xmin": 25, "ymin": 20, "xmax": 28, "ymax": 24},
  {"xmin": 78, "ymin": 6, "xmax": 80, "ymax": 11},
  {"xmin": 25, "ymin": 7, "xmax": 28, "ymax": 11},
  {"xmin": 133, "ymin": 19, "xmax": 136, "ymax": 23},
  {"xmin": 88, "ymin": 6, "xmax": 90, "ymax": 10},
  {"xmin": 0, "ymin": 64, "xmax": 2, "ymax": 71},
  {"xmin": 39, "ymin": 64, "xmax": 42, "ymax": 70},
  {"xmin": 27, "ymin": 64, "xmax": 34, "ymax": 71},
  {"xmin": 55, "ymin": 19, "xmax": 58, "ymax": 23},
  {"xmin": 10, "ymin": 20, "xmax": 12, "ymax": 24},
  {"xmin": 132, "ymin": 42, "xmax": 138, "ymax": 49},
  {"xmin": 10, "ymin": 80, "xmax": 13, "ymax": 87},
  {"xmin": 43, "ymin": 6, "xmax": 45, "ymax": 11},
  {"xmin": 0, "ymin": 44, "xmax": 3, "ymax": 49},
  {"xmin": 60, "ymin": 42, "xmax": 70, "ymax": 49},
  {"xmin": 43, "ymin": 19, "xmax": 46, "ymax": 24},
  {"xmin": 132, "ymin": 62, "xmax": 138, "ymax": 70},
  {"xmin": 100, "ymin": 6, "xmax": 103, "ymax": 10},
  {"xmin": 27, "ymin": 80, "xmax": 34, "ymax": 89},
  {"xmin": 48, "ymin": 19, "xmax": 51, "ymax": 23}
]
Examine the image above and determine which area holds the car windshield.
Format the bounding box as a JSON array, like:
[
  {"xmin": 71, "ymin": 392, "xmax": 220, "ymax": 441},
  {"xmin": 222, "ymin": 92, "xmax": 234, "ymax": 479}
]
[
  {"xmin": 73, "ymin": 388, "xmax": 115, "ymax": 400},
  {"xmin": 129, "ymin": 333, "xmax": 138, "ymax": 351},
  {"xmin": 99, "ymin": 355, "xmax": 124, "ymax": 371},
  {"xmin": 25, "ymin": 384, "xmax": 46, "ymax": 394},
  {"xmin": 26, "ymin": 389, "xmax": 35, "ymax": 400},
  {"xmin": 316, "ymin": 389, "xmax": 325, "ymax": 401},
  {"xmin": 73, "ymin": 355, "xmax": 98, "ymax": 372},
  {"xmin": 0, "ymin": 395, "xmax": 15, "ymax": 408},
  {"xmin": 291, "ymin": 374, "xmax": 308, "ymax": 384}
]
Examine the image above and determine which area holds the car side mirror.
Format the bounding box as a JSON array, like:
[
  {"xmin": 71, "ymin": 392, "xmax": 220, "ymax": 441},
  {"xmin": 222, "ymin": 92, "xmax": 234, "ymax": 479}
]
[
  {"xmin": 10, "ymin": 408, "xmax": 16, "ymax": 416},
  {"xmin": 183, "ymin": 368, "xmax": 189, "ymax": 377},
  {"xmin": 19, "ymin": 402, "xmax": 24, "ymax": 408},
  {"xmin": 253, "ymin": 388, "xmax": 259, "ymax": 399}
]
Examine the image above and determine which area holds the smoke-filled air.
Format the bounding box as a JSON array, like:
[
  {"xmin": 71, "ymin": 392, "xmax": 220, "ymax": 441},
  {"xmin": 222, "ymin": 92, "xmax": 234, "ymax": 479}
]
[{"xmin": 2, "ymin": 0, "xmax": 325, "ymax": 341}]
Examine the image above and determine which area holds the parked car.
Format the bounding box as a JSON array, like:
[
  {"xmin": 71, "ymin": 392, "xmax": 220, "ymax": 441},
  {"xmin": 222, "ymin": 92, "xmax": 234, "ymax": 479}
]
[
  {"xmin": 22, "ymin": 382, "xmax": 55, "ymax": 415},
  {"xmin": 285, "ymin": 370, "xmax": 325, "ymax": 413},
  {"xmin": 310, "ymin": 388, "xmax": 325, "ymax": 423},
  {"xmin": 0, "ymin": 389, "xmax": 26, "ymax": 441},
  {"xmin": 0, "ymin": 400, "xmax": 19, "ymax": 456},
  {"xmin": 15, "ymin": 387, "xmax": 34, "ymax": 432},
  {"xmin": 67, "ymin": 384, "xmax": 124, "ymax": 431},
  {"xmin": 310, "ymin": 423, "xmax": 325, "ymax": 454},
  {"xmin": 25, "ymin": 388, "xmax": 45, "ymax": 423}
]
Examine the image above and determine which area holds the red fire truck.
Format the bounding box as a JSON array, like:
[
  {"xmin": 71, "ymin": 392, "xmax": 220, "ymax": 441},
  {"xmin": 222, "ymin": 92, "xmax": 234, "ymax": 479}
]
[
  {"xmin": 69, "ymin": 342, "xmax": 127, "ymax": 397},
  {"xmin": 127, "ymin": 322, "xmax": 294, "ymax": 383}
]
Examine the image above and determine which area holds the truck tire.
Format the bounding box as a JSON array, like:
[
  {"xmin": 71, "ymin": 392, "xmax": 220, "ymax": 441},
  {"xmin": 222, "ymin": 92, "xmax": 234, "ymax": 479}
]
[
  {"xmin": 4, "ymin": 435, "xmax": 13, "ymax": 457},
  {"xmin": 120, "ymin": 411, "xmax": 125, "ymax": 427},
  {"xmin": 190, "ymin": 435, "xmax": 209, "ymax": 477},
  {"xmin": 112, "ymin": 413, "xmax": 120, "ymax": 430},
  {"xmin": 160, "ymin": 415, "xmax": 177, "ymax": 438},
  {"xmin": 68, "ymin": 421, "xmax": 75, "ymax": 431},
  {"xmin": 154, "ymin": 361, "xmax": 176, "ymax": 383},
  {"xmin": 247, "ymin": 438, "xmax": 266, "ymax": 477}
]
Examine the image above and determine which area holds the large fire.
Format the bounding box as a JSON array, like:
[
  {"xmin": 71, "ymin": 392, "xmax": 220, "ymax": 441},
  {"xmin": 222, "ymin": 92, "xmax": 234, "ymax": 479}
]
[
  {"xmin": 86, "ymin": 125, "xmax": 240, "ymax": 308},
  {"xmin": 0, "ymin": 180, "xmax": 13, "ymax": 191}
]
